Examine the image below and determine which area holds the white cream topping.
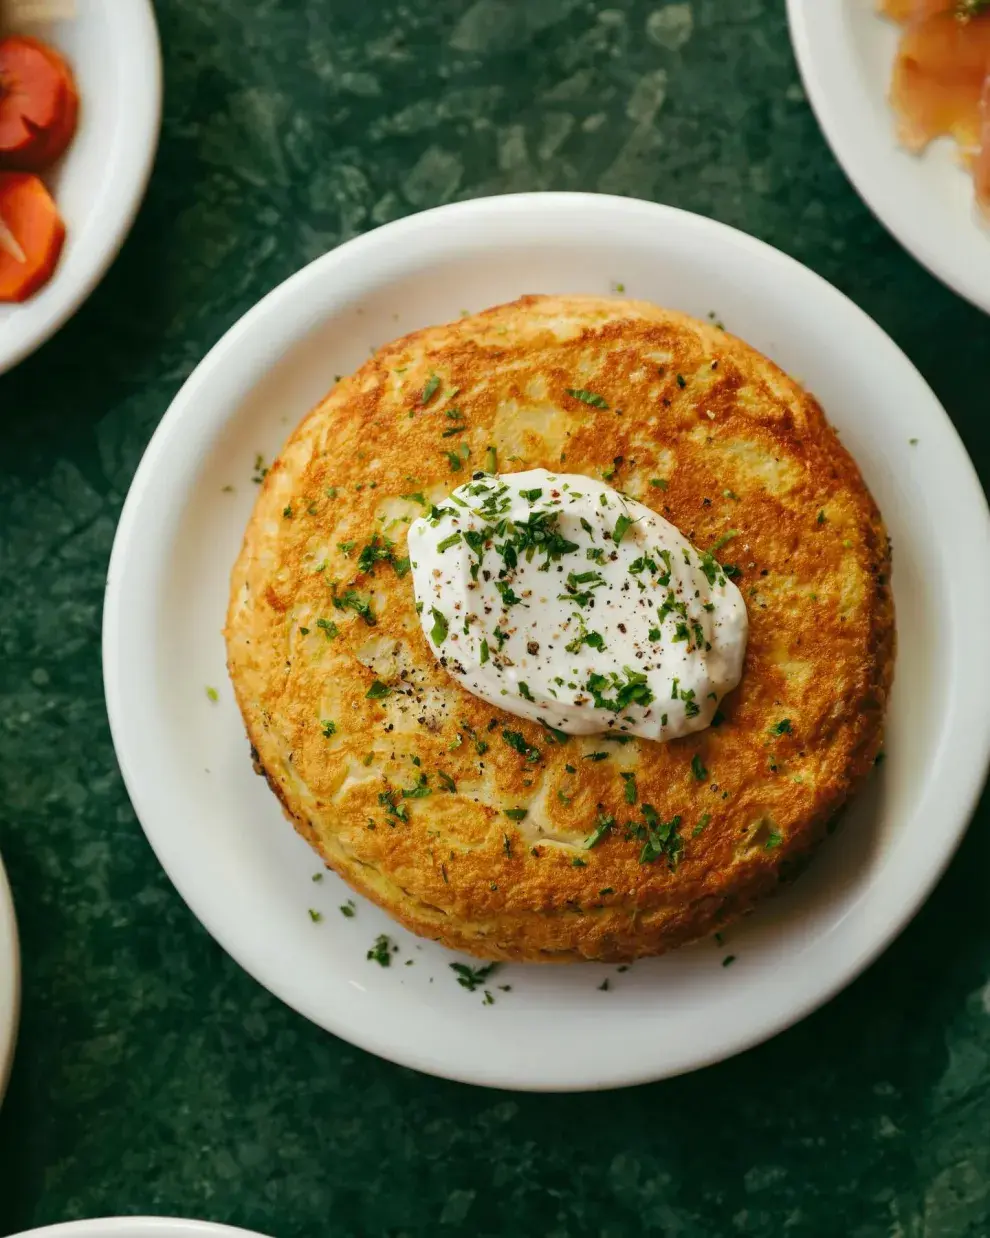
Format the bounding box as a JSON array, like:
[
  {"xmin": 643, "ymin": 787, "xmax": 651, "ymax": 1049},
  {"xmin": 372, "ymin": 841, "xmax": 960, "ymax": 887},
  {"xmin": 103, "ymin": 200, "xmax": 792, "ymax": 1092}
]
[{"xmin": 409, "ymin": 469, "xmax": 748, "ymax": 741}]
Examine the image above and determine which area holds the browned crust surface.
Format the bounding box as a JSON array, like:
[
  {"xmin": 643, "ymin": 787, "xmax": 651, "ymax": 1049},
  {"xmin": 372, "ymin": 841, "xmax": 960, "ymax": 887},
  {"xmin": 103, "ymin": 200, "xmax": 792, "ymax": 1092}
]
[{"xmin": 225, "ymin": 295, "xmax": 895, "ymax": 962}]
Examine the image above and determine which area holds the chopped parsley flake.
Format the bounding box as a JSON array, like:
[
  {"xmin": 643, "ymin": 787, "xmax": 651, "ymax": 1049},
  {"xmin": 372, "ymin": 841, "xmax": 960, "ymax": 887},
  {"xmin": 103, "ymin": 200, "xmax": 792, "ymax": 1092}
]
[
  {"xmin": 772, "ymin": 719, "xmax": 792, "ymax": 735},
  {"xmin": 436, "ymin": 531, "xmax": 462, "ymax": 554},
  {"xmin": 429, "ymin": 608, "xmax": 449, "ymax": 645},
  {"xmin": 316, "ymin": 617, "xmax": 339, "ymax": 640},
  {"xmin": 450, "ymin": 961, "xmax": 499, "ymax": 991},
  {"xmin": 421, "ymin": 373, "xmax": 441, "ymax": 405},
  {"xmin": 503, "ymin": 807, "xmax": 528, "ymax": 821},
  {"xmin": 367, "ymin": 934, "xmax": 394, "ymax": 966},
  {"xmin": 584, "ymin": 808, "xmax": 616, "ymax": 849},
  {"xmin": 612, "ymin": 514, "xmax": 633, "ymax": 544},
  {"xmin": 691, "ymin": 753, "xmax": 708, "ymax": 781},
  {"xmin": 366, "ymin": 680, "xmax": 391, "ymax": 700},
  {"xmin": 321, "ymin": 719, "xmax": 337, "ymax": 738},
  {"xmin": 331, "ymin": 587, "xmax": 376, "ymax": 626},
  {"xmin": 636, "ymin": 805, "xmax": 684, "ymax": 868},
  {"xmin": 357, "ymin": 534, "xmax": 404, "ymax": 576},
  {"xmin": 565, "ymin": 387, "xmax": 609, "ymax": 409}
]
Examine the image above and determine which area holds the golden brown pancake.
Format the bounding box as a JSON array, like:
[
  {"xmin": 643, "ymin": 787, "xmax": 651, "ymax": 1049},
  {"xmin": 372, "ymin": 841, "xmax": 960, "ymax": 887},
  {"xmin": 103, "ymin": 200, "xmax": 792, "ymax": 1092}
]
[{"xmin": 225, "ymin": 295, "xmax": 894, "ymax": 962}]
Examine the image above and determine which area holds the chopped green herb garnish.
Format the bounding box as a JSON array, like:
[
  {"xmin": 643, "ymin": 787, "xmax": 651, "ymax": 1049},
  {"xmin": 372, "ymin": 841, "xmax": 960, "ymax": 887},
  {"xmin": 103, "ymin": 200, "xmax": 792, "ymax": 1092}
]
[
  {"xmin": 421, "ymin": 373, "xmax": 441, "ymax": 405},
  {"xmin": 367, "ymin": 934, "xmax": 394, "ymax": 966},
  {"xmin": 366, "ymin": 680, "xmax": 391, "ymax": 699},
  {"xmin": 636, "ymin": 804, "xmax": 684, "ymax": 868},
  {"xmin": 584, "ymin": 808, "xmax": 616, "ymax": 849},
  {"xmin": 340, "ymin": 901, "xmax": 356, "ymax": 918},
  {"xmin": 649, "ymin": 478, "xmax": 669, "ymax": 491},
  {"xmin": 772, "ymin": 719, "xmax": 792, "ymax": 735},
  {"xmin": 504, "ymin": 808, "xmax": 527, "ymax": 821},
  {"xmin": 308, "ymin": 909, "xmax": 323, "ymax": 923},
  {"xmin": 436, "ymin": 531, "xmax": 462, "ymax": 554},
  {"xmin": 205, "ymin": 686, "xmax": 219, "ymax": 703},
  {"xmin": 321, "ymin": 719, "xmax": 337, "ymax": 738},
  {"xmin": 357, "ymin": 534, "xmax": 401, "ymax": 575},
  {"xmin": 331, "ymin": 587, "xmax": 376, "ymax": 626},
  {"xmin": 621, "ymin": 772, "xmax": 637, "ymax": 804},
  {"xmin": 438, "ymin": 771, "xmax": 457, "ymax": 792},
  {"xmin": 518, "ymin": 682, "xmax": 534, "ymax": 701},
  {"xmin": 709, "ymin": 529, "xmax": 739, "ymax": 555},
  {"xmin": 316, "ymin": 617, "xmax": 339, "ymax": 640},
  {"xmin": 613, "ymin": 514, "xmax": 633, "ymax": 544},
  {"xmin": 450, "ymin": 961, "xmax": 499, "ymax": 991},
  {"xmin": 429, "ymin": 608, "xmax": 448, "ymax": 645},
  {"xmin": 691, "ymin": 753, "xmax": 708, "ymax": 781},
  {"xmin": 565, "ymin": 388, "xmax": 609, "ymax": 410}
]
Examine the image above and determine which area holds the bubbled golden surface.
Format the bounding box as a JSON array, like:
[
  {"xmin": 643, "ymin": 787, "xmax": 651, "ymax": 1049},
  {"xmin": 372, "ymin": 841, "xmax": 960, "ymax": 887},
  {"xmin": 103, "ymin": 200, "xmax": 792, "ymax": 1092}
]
[{"xmin": 225, "ymin": 295, "xmax": 894, "ymax": 962}]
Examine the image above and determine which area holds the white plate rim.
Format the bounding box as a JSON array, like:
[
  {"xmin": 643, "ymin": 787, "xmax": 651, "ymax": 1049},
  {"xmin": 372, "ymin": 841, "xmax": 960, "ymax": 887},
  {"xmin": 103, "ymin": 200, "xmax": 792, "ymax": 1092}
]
[
  {"xmin": 0, "ymin": 0, "xmax": 162, "ymax": 375},
  {"xmin": 0, "ymin": 851, "xmax": 20, "ymax": 1104},
  {"xmin": 103, "ymin": 192, "xmax": 990, "ymax": 1091},
  {"xmin": 8, "ymin": 1220, "xmax": 273, "ymax": 1238},
  {"xmin": 786, "ymin": 0, "xmax": 990, "ymax": 316}
]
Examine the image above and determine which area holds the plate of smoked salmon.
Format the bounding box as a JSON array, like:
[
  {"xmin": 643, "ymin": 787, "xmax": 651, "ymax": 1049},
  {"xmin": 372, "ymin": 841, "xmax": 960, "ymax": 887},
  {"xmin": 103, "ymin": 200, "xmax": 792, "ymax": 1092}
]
[
  {"xmin": 788, "ymin": 0, "xmax": 990, "ymax": 316},
  {"xmin": 0, "ymin": 0, "xmax": 161, "ymax": 374}
]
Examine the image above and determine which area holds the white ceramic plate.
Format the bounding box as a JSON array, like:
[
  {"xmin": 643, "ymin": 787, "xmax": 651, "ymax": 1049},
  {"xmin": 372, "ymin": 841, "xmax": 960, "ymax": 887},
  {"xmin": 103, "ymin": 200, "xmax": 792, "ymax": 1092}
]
[
  {"xmin": 0, "ymin": 852, "xmax": 19, "ymax": 1102},
  {"xmin": 9, "ymin": 1220, "xmax": 272, "ymax": 1238},
  {"xmin": 787, "ymin": 0, "xmax": 990, "ymax": 315},
  {"xmin": 0, "ymin": 0, "xmax": 161, "ymax": 374},
  {"xmin": 104, "ymin": 193, "xmax": 990, "ymax": 1092}
]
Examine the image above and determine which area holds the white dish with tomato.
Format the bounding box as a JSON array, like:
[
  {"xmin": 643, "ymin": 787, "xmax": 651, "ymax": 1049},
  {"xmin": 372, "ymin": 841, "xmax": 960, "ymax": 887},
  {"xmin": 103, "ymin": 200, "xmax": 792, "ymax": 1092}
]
[{"xmin": 0, "ymin": 0, "xmax": 161, "ymax": 373}]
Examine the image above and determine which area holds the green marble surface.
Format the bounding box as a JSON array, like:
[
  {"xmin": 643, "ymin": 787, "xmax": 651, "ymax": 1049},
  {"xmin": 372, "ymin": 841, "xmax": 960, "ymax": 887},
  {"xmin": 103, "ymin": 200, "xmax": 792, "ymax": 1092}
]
[{"xmin": 1, "ymin": 0, "xmax": 989, "ymax": 1234}]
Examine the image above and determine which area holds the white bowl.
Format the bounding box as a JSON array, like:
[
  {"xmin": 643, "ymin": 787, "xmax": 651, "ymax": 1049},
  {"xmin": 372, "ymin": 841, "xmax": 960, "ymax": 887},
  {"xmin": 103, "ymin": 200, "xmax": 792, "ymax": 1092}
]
[
  {"xmin": 787, "ymin": 0, "xmax": 990, "ymax": 316},
  {"xmin": 0, "ymin": 852, "xmax": 19, "ymax": 1103},
  {"xmin": 9, "ymin": 1221, "xmax": 272, "ymax": 1238},
  {"xmin": 104, "ymin": 192, "xmax": 990, "ymax": 1092},
  {"xmin": 0, "ymin": 0, "xmax": 161, "ymax": 374}
]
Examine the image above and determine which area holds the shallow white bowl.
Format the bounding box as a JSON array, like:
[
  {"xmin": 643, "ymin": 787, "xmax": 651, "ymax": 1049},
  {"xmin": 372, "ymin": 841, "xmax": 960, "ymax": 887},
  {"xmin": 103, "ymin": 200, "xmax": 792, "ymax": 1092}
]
[
  {"xmin": 0, "ymin": 0, "xmax": 161, "ymax": 374},
  {"xmin": 9, "ymin": 1221, "xmax": 272, "ymax": 1238},
  {"xmin": 0, "ymin": 852, "xmax": 19, "ymax": 1103},
  {"xmin": 787, "ymin": 0, "xmax": 990, "ymax": 315},
  {"xmin": 104, "ymin": 193, "xmax": 990, "ymax": 1092}
]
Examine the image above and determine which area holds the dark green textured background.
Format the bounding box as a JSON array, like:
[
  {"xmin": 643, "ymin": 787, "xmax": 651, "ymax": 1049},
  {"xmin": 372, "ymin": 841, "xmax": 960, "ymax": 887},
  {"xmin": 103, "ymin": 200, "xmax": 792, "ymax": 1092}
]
[{"xmin": 1, "ymin": 0, "xmax": 989, "ymax": 1234}]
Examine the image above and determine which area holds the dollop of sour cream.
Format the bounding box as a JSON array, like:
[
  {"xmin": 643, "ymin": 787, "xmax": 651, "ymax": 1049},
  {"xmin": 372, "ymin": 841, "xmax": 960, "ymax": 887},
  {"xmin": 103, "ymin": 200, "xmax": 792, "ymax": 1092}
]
[{"xmin": 409, "ymin": 469, "xmax": 748, "ymax": 741}]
